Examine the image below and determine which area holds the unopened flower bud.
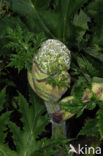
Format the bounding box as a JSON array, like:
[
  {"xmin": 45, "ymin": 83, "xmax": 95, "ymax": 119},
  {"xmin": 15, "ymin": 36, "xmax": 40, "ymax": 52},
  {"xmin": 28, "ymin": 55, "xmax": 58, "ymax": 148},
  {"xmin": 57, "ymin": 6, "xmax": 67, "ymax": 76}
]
[{"xmin": 28, "ymin": 39, "xmax": 71, "ymax": 102}]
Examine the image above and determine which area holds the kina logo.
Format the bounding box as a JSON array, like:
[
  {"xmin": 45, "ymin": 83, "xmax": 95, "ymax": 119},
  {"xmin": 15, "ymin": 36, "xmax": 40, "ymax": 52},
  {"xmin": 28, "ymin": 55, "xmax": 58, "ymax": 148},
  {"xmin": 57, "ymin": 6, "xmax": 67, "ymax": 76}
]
[
  {"xmin": 69, "ymin": 144, "xmax": 78, "ymax": 154},
  {"xmin": 69, "ymin": 144, "xmax": 101, "ymax": 155}
]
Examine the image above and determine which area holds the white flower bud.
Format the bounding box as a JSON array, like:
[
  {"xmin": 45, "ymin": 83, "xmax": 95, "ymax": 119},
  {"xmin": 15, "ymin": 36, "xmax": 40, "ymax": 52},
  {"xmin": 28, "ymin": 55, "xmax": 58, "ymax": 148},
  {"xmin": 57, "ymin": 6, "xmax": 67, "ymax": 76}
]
[{"xmin": 34, "ymin": 39, "xmax": 71, "ymax": 75}]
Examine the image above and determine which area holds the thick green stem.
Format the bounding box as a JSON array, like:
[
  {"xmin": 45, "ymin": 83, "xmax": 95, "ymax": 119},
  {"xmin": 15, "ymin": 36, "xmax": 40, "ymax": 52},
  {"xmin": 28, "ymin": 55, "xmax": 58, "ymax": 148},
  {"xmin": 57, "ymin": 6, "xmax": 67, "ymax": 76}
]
[
  {"xmin": 52, "ymin": 121, "xmax": 66, "ymax": 137},
  {"xmin": 45, "ymin": 101, "xmax": 66, "ymax": 137},
  {"xmin": 52, "ymin": 122, "xmax": 66, "ymax": 156},
  {"xmin": 45, "ymin": 101, "xmax": 66, "ymax": 156}
]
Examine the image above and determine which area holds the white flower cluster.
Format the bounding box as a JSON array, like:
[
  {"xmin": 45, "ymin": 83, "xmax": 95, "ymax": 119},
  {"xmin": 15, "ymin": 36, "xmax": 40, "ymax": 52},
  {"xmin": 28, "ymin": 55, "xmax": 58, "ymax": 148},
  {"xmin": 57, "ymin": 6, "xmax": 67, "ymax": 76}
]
[{"xmin": 35, "ymin": 39, "xmax": 71, "ymax": 74}]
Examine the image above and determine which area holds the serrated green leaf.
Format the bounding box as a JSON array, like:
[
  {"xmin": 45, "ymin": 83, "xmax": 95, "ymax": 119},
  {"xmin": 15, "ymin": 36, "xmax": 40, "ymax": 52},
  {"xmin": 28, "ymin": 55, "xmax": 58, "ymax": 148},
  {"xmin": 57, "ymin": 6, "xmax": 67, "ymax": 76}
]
[
  {"xmin": 78, "ymin": 119, "xmax": 99, "ymax": 137},
  {"xmin": 73, "ymin": 10, "xmax": 90, "ymax": 30},
  {"xmin": 77, "ymin": 56, "xmax": 98, "ymax": 77},
  {"xmin": 18, "ymin": 92, "xmax": 33, "ymax": 132},
  {"xmin": 18, "ymin": 91, "xmax": 48, "ymax": 134},
  {"xmin": 28, "ymin": 89, "xmax": 49, "ymax": 136},
  {"xmin": 0, "ymin": 112, "xmax": 11, "ymax": 143},
  {"xmin": 8, "ymin": 121, "xmax": 22, "ymax": 152},
  {"xmin": 6, "ymin": 25, "xmax": 46, "ymax": 72},
  {"xmin": 73, "ymin": 9, "xmax": 90, "ymax": 44},
  {"xmin": 8, "ymin": 91, "xmax": 49, "ymax": 156}
]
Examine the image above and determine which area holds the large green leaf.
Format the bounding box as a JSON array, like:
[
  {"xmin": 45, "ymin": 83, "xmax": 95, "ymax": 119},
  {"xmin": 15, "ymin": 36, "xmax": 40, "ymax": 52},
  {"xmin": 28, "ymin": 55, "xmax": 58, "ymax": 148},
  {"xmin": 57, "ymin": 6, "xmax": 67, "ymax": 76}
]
[
  {"xmin": 78, "ymin": 119, "xmax": 99, "ymax": 136},
  {"xmin": 7, "ymin": 0, "xmax": 88, "ymax": 42},
  {"xmin": 9, "ymin": 91, "xmax": 49, "ymax": 156}
]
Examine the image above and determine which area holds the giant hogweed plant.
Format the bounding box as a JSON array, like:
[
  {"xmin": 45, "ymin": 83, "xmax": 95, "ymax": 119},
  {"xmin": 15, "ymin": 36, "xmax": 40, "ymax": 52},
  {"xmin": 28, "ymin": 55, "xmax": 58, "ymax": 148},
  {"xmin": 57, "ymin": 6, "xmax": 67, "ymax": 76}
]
[{"xmin": 0, "ymin": 0, "xmax": 103, "ymax": 155}]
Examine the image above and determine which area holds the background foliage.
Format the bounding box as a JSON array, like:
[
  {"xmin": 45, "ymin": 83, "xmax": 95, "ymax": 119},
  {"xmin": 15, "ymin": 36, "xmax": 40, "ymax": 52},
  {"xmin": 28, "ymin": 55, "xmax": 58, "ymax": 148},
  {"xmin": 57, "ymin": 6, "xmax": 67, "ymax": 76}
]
[{"xmin": 0, "ymin": 0, "xmax": 103, "ymax": 155}]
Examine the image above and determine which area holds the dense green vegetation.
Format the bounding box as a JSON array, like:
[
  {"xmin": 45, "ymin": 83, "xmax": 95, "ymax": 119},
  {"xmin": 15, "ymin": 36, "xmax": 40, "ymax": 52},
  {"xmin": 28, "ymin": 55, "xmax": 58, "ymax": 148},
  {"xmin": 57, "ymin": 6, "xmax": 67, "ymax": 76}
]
[{"xmin": 0, "ymin": 0, "xmax": 103, "ymax": 155}]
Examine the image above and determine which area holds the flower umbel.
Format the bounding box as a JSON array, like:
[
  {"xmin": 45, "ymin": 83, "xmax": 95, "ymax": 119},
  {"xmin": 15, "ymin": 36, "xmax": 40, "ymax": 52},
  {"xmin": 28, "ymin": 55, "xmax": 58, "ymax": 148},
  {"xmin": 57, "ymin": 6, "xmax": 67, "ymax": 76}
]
[{"xmin": 35, "ymin": 39, "xmax": 71, "ymax": 75}]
